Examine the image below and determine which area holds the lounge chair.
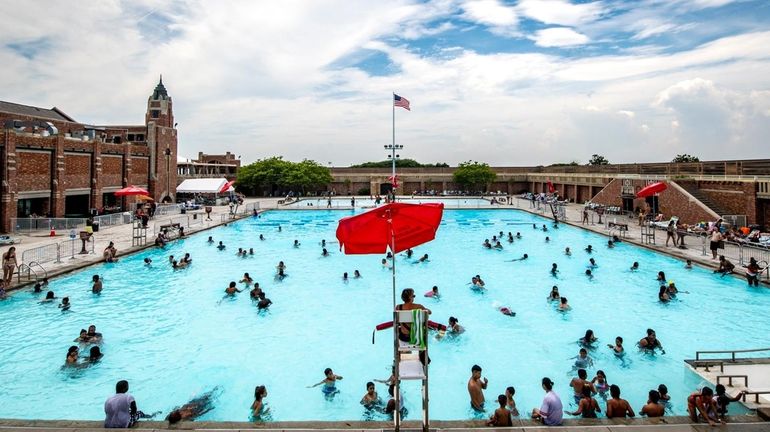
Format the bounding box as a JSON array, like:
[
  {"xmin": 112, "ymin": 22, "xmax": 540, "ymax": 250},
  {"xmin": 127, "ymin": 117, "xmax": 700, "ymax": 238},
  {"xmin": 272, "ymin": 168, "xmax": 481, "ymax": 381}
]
[{"xmin": 652, "ymin": 216, "xmax": 678, "ymax": 230}]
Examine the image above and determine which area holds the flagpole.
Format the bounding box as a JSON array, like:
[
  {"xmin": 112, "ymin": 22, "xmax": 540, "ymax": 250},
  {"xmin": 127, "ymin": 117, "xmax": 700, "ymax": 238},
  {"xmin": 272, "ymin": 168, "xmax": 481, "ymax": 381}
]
[{"xmin": 392, "ymin": 92, "xmax": 396, "ymax": 197}]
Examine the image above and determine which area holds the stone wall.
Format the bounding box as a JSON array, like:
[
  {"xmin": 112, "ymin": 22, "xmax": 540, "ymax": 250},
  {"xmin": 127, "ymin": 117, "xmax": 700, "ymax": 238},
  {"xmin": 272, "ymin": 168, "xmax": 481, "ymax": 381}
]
[{"xmin": 697, "ymin": 181, "xmax": 757, "ymax": 223}]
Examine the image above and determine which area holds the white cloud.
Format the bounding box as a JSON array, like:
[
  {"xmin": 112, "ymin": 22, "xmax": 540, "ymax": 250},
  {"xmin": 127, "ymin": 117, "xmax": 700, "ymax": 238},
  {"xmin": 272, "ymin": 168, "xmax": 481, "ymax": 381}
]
[
  {"xmin": 531, "ymin": 27, "xmax": 590, "ymax": 47},
  {"xmin": 460, "ymin": 0, "xmax": 519, "ymax": 35},
  {"xmin": 517, "ymin": 0, "xmax": 605, "ymax": 26}
]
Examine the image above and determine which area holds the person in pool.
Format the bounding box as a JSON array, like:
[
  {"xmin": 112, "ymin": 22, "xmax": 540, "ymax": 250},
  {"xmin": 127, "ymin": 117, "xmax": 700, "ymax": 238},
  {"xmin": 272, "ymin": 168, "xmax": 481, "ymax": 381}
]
[
  {"xmin": 565, "ymin": 386, "xmax": 600, "ymax": 418},
  {"xmin": 658, "ymin": 285, "xmax": 670, "ymax": 302},
  {"xmin": 548, "ymin": 286, "xmax": 560, "ymax": 301},
  {"xmin": 569, "ymin": 369, "xmax": 595, "ymax": 402},
  {"xmin": 143, "ymin": 258, "xmax": 152, "ymax": 266},
  {"xmin": 509, "ymin": 254, "xmax": 529, "ymax": 261},
  {"xmin": 448, "ymin": 316, "xmax": 464, "ymax": 334},
  {"xmin": 257, "ymin": 292, "xmax": 272, "ymax": 310},
  {"xmin": 417, "ymin": 254, "xmax": 429, "ymax": 263},
  {"xmin": 585, "ymin": 269, "xmax": 593, "ymax": 278},
  {"xmin": 507, "ymin": 233, "xmax": 514, "ymax": 243},
  {"xmin": 65, "ymin": 345, "xmax": 79, "ymax": 365},
  {"xmin": 360, "ymin": 382, "xmax": 382, "ymax": 408},
  {"xmin": 240, "ymin": 273, "xmax": 253, "ymax": 284},
  {"xmin": 59, "ymin": 297, "xmax": 71, "ymax": 311},
  {"xmin": 207, "ymin": 236, "xmax": 214, "ymax": 243},
  {"xmin": 498, "ymin": 306, "xmax": 516, "ymax": 316},
  {"xmin": 494, "ymin": 241, "xmax": 503, "ymax": 249},
  {"xmin": 259, "ymin": 234, "xmax": 265, "ymax": 241},
  {"xmin": 572, "ymin": 348, "xmax": 594, "ymax": 369},
  {"xmin": 40, "ymin": 290, "xmax": 56, "ymax": 303},
  {"xmin": 381, "ymin": 258, "xmax": 390, "ymax": 268},
  {"xmin": 714, "ymin": 383, "xmax": 747, "ymax": 420},
  {"xmin": 564, "ymin": 247, "xmax": 571, "ymax": 256},
  {"xmin": 585, "ymin": 245, "xmax": 593, "ymax": 253},
  {"xmin": 579, "ymin": 330, "xmax": 597, "ymax": 348},
  {"xmin": 308, "ymin": 368, "xmax": 342, "ymax": 396},
  {"xmin": 468, "ymin": 364, "xmax": 488, "ymax": 412},
  {"xmin": 293, "ymin": 239, "xmax": 300, "ymax": 248},
  {"xmin": 405, "ymin": 248, "xmax": 413, "ymax": 258},
  {"xmin": 321, "ymin": 248, "xmax": 329, "ymax": 257},
  {"xmin": 639, "ymin": 328, "xmax": 665, "ymax": 354},
  {"xmin": 559, "ymin": 297, "xmax": 571, "ymax": 311},
  {"xmin": 640, "ymin": 390, "xmax": 665, "ymax": 417},
  {"xmin": 685, "ymin": 259, "xmax": 693, "ymax": 269},
  {"xmin": 249, "ymin": 283, "xmax": 263, "ymax": 300},
  {"xmin": 276, "ymin": 268, "xmax": 286, "ymax": 280},
  {"xmin": 630, "ymin": 262, "xmax": 639, "ymax": 271},
  {"xmin": 608, "ymin": 336, "xmax": 624, "ymax": 355},
  {"xmin": 551, "ymin": 263, "xmax": 559, "ymax": 275},
  {"xmin": 592, "ymin": 370, "xmax": 610, "ymax": 396},
  {"xmin": 606, "ymin": 384, "xmax": 635, "ymax": 418},
  {"xmin": 505, "ymin": 386, "xmax": 520, "ymax": 416},
  {"xmin": 87, "ymin": 325, "xmax": 102, "ymax": 342},
  {"xmin": 545, "ymin": 236, "xmax": 550, "ymax": 242},
  {"xmin": 607, "ymin": 239, "xmax": 615, "ymax": 249},
  {"xmin": 167, "ymin": 387, "xmax": 219, "ymax": 424},
  {"xmin": 342, "ymin": 272, "xmax": 349, "ymax": 282},
  {"xmin": 424, "ymin": 286, "xmax": 439, "ymax": 298},
  {"xmin": 251, "ymin": 385, "xmax": 269, "ymax": 419},
  {"xmin": 656, "ymin": 271, "xmax": 666, "ymax": 282},
  {"xmin": 217, "ymin": 241, "xmax": 226, "ymax": 250},
  {"xmin": 516, "ymin": 232, "xmax": 522, "ymax": 239},
  {"xmin": 89, "ymin": 346, "xmax": 104, "ymax": 362},
  {"xmin": 588, "ymin": 258, "xmax": 597, "ymax": 268},
  {"xmin": 482, "ymin": 239, "xmax": 492, "ymax": 249},
  {"xmin": 354, "ymin": 270, "xmax": 361, "ymax": 278},
  {"xmin": 74, "ymin": 329, "xmax": 90, "ymax": 343},
  {"xmin": 487, "ymin": 394, "xmax": 513, "ymax": 426},
  {"xmin": 92, "ymin": 275, "xmax": 103, "ymax": 294},
  {"xmin": 225, "ymin": 282, "xmax": 242, "ymax": 295}
]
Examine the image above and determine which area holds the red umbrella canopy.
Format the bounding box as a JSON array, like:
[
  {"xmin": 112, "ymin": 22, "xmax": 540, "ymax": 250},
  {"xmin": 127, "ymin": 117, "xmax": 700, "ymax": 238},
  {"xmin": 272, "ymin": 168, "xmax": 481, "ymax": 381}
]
[
  {"xmin": 636, "ymin": 182, "xmax": 667, "ymax": 198},
  {"xmin": 114, "ymin": 185, "xmax": 150, "ymax": 196},
  {"xmin": 219, "ymin": 180, "xmax": 236, "ymax": 193},
  {"xmin": 336, "ymin": 203, "xmax": 444, "ymax": 254}
]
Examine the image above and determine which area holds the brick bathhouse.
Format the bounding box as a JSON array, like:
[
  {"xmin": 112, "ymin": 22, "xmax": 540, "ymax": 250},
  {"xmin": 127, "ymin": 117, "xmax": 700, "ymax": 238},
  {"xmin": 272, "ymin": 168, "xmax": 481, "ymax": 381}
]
[{"xmin": 0, "ymin": 78, "xmax": 178, "ymax": 233}]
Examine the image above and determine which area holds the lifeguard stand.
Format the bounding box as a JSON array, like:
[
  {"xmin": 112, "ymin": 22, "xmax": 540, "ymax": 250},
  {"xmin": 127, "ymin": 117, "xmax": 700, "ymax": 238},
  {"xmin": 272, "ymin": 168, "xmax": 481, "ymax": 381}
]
[
  {"xmin": 132, "ymin": 220, "xmax": 147, "ymax": 247},
  {"xmin": 393, "ymin": 309, "xmax": 429, "ymax": 432}
]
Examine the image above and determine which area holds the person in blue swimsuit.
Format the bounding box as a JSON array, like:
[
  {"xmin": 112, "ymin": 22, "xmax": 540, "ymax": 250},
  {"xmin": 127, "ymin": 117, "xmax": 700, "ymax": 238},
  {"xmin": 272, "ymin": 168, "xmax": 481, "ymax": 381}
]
[{"xmin": 308, "ymin": 368, "xmax": 343, "ymax": 397}]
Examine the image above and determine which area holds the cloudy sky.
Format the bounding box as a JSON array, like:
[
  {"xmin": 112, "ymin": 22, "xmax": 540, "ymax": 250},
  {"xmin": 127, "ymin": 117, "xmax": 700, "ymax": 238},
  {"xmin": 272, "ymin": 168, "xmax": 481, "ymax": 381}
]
[{"xmin": 2, "ymin": 0, "xmax": 769, "ymax": 166}]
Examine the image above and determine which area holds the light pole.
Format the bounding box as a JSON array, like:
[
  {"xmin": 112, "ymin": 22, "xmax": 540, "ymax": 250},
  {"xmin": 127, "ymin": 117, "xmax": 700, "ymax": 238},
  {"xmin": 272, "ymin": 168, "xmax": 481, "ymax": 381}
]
[
  {"xmin": 164, "ymin": 147, "xmax": 172, "ymax": 202},
  {"xmin": 384, "ymin": 144, "xmax": 403, "ymax": 195}
]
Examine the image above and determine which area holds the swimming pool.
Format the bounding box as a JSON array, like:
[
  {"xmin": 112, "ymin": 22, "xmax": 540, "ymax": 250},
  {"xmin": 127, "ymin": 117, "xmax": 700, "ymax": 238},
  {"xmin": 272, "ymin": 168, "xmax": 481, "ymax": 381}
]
[{"xmin": 0, "ymin": 208, "xmax": 764, "ymax": 422}]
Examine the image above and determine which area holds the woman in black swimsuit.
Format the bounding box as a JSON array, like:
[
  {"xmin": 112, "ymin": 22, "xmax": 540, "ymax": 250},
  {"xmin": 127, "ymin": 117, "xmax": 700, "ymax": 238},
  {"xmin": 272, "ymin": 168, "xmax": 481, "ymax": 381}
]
[{"xmin": 395, "ymin": 288, "xmax": 431, "ymax": 364}]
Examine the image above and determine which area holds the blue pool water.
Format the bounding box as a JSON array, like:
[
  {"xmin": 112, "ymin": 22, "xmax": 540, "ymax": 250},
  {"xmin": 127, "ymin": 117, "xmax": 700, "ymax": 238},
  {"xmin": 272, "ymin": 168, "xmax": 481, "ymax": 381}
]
[
  {"xmin": 287, "ymin": 197, "xmax": 495, "ymax": 208},
  {"xmin": 0, "ymin": 208, "xmax": 765, "ymax": 422}
]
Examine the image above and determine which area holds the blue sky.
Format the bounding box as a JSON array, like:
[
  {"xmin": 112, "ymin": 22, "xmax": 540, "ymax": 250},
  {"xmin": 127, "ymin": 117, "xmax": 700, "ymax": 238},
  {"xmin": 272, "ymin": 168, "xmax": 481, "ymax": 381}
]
[{"xmin": 1, "ymin": 0, "xmax": 769, "ymax": 165}]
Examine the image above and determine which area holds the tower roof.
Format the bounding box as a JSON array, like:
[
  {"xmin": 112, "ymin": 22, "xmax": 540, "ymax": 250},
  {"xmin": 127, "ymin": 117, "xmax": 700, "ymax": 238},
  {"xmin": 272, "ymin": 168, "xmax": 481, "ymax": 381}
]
[{"xmin": 151, "ymin": 75, "xmax": 168, "ymax": 100}]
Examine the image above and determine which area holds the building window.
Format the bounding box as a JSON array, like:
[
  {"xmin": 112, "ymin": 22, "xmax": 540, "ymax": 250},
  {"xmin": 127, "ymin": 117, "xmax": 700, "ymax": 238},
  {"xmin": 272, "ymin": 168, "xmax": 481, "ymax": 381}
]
[
  {"xmin": 112, "ymin": 136, "xmax": 122, "ymax": 144},
  {"xmin": 127, "ymin": 134, "xmax": 135, "ymax": 141},
  {"xmin": 136, "ymin": 134, "xmax": 144, "ymax": 141},
  {"xmin": 151, "ymin": 110, "xmax": 160, "ymax": 118}
]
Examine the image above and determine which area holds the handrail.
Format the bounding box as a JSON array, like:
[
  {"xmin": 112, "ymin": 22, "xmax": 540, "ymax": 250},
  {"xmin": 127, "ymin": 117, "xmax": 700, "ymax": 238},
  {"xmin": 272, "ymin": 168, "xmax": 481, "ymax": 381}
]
[
  {"xmin": 695, "ymin": 347, "xmax": 770, "ymax": 361},
  {"xmin": 15, "ymin": 263, "xmax": 38, "ymax": 283},
  {"xmin": 27, "ymin": 261, "xmax": 47, "ymax": 280}
]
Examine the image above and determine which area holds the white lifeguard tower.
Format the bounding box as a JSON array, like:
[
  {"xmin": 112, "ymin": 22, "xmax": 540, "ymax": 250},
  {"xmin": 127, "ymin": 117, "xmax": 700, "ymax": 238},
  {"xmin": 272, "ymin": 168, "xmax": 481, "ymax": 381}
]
[{"xmin": 392, "ymin": 309, "xmax": 430, "ymax": 432}]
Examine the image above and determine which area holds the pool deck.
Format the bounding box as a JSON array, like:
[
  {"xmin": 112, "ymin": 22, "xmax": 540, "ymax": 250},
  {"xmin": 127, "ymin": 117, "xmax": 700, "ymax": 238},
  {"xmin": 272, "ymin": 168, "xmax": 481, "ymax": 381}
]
[
  {"xmin": 2, "ymin": 196, "xmax": 768, "ymax": 430},
  {"xmin": 0, "ymin": 415, "xmax": 768, "ymax": 431}
]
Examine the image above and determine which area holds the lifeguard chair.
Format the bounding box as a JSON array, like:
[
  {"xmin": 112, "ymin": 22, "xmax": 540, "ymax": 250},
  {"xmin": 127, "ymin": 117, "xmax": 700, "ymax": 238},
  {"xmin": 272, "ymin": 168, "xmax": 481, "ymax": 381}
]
[{"xmin": 392, "ymin": 309, "xmax": 430, "ymax": 432}]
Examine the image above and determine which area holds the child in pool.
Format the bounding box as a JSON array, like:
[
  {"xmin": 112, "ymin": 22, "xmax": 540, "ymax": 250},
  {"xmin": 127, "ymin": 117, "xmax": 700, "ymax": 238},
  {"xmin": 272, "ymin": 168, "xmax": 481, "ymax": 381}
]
[
  {"xmin": 424, "ymin": 286, "xmax": 439, "ymax": 298},
  {"xmin": 308, "ymin": 368, "xmax": 343, "ymax": 395},
  {"xmin": 592, "ymin": 370, "xmax": 610, "ymax": 396},
  {"xmin": 608, "ymin": 336, "xmax": 624, "ymax": 355}
]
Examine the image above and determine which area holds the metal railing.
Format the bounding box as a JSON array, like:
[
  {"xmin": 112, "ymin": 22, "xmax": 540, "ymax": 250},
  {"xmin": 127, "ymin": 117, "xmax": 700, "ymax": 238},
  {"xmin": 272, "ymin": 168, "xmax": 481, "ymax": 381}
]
[
  {"xmin": 153, "ymin": 215, "xmax": 190, "ymax": 235},
  {"xmin": 695, "ymin": 347, "xmax": 770, "ymax": 362},
  {"xmin": 12, "ymin": 218, "xmax": 87, "ymax": 234},
  {"xmin": 58, "ymin": 238, "xmax": 95, "ymax": 259},
  {"xmin": 21, "ymin": 243, "xmax": 60, "ymax": 264},
  {"xmin": 92, "ymin": 212, "xmax": 132, "ymax": 228},
  {"xmin": 155, "ymin": 204, "xmax": 185, "ymax": 216},
  {"xmin": 699, "ymin": 236, "xmax": 770, "ymax": 279}
]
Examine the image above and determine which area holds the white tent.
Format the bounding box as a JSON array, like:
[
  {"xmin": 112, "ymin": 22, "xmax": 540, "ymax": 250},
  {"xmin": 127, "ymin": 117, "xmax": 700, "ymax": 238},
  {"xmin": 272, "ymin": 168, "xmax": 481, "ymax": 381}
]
[{"xmin": 176, "ymin": 178, "xmax": 234, "ymax": 194}]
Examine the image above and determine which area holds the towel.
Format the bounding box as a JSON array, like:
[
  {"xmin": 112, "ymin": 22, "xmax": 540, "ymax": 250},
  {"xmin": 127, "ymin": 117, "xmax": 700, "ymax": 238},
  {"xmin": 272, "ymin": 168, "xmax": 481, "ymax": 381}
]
[{"xmin": 410, "ymin": 309, "xmax": 426, "ymax": 348}]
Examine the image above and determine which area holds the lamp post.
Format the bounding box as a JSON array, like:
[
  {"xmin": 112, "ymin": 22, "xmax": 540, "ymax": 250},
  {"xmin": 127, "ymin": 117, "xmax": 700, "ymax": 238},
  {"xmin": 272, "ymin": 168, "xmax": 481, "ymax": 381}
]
[
  {"xmin": 164, "ymin": 147, "xmax": 172, "ymax": 202},
  {"xmin": 384, "ymin": 144, "xmax": 403, "ymax": 194}
]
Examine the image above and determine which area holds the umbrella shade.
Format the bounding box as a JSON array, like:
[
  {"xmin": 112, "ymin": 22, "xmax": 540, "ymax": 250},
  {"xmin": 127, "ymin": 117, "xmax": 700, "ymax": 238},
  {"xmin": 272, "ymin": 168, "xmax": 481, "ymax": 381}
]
[
  {"xmin": 114, "ymin": 185, "xmax": 149, "ymax": 196},
  {"xmin": 219, "ymin": 180, "xmax": 235, "ymax": 194},
  {"xmin": 636, "ymin": 182, "xmax": 667, "ymax": 198},
  {"xmin": 336, "ymin": 203, "xmax": 444, "ymax": 254}
]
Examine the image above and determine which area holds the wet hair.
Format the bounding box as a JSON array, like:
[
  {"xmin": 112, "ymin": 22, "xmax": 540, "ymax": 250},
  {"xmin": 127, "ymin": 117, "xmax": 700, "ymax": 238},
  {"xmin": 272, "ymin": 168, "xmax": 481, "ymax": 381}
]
[
  {"xmin": 616, "ymin": 336, "xmax": 623, "ymax": 344},
  {"xmin": 34, "ymin": 283, "xmax": 42, "ymax": 292},
  {"xmin": 610, "ymin": 384, "xmax": 620, "ymax": 398},
  {"xmin": 366, "ymin": 381, "xmax": 374, "ymax": 389},
  {"xmin": 578, "ymin": 369, "xmax": 587, "ymax": 379},
  {"xmin": 497, "ymin": 394, "xmax": 507, "ymax": 407},
  {"xmin": 400, "ymin": 288, "xmax": 415, "ymax": 302},
  {"xmin": 254, "ymin": 385, "xmax": 267, "ymax": 400},
  {"xmin": 89, "ymin": 346, "xmax": 102, "ymax": 360},
  {"xmin": 116, "ymin": 380, "xmax": 129, "ymax": 393},
  {"xmin": 584, "ymin": 329, "xmax": 594, "ymax": 341},
  {"xmin": 229, "ymin": 281, "xmax": 236, "ymax": 288},
  {"xmin": 658, "ymin": 271, "xmax": 666, "ymax": 280},
  {"xmin": 597, "ymin": 370, "xmax": 606, "ymax": 378},
  {"xmin": 560, "ymin": 297, "xmax": 568, "ymax": 304},
  {"xmin": 659, "ymin": 285, "xmax": 667, "ymax": 296},
  {"xmin": 67, "ymin": 345, "xmax": 78, "ymax": 355},
  {"xmin": 324, "ymin": 367, "xmax": 333, "ymax": 376},
  {"xmin": 168, "ymin": 410, "xmax": 182, "ymax": 424},
  {"xmin": 658, "ymin": 384, "xmax": 668, "ymax": 395},
  {"xmin": 715, "ymin": 384, "xmax": 726, "ymax": 395},
  {"xmin": 649, "ymin": 390, "xmax": 660, "ymax": 403},
  {"xmin": 701, "ymin": 387, "xmax": 714, "ymax": 397},
  {"xmin": 585, "ymin": 269, "xmax": 592, "ymax": 275},
  {"xmin": 46, "ymin": 291, "xmax": 55, "ymax": 299},
  {"xmin": 449, "ymin": 316, "xmax": 458, "ymax": 325},
  {"xmin": 579, "ymin": 348, "xmax": 587, "ymax": 354},
  {"xmin": 646, "ymin": 328, "xmax": 655, "ymax": 336},
  {"xmin": 506, "ymin": 386, "xmax": 515, "ymax": 396},
  {"xmin": 471, "ymin": 364, "xmax": 482, "ymax": 373},
  {"xmin": 582, "ymin": 386, "xmax": 592, "ymax": 398},
  {"xmin": 542, "ymin": 377, "xmax": 554, "ymax": 390}
]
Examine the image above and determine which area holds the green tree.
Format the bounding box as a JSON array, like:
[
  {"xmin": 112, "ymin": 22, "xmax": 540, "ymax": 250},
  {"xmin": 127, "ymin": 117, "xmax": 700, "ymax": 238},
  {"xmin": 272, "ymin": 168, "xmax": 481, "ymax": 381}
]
[
  {"xmin": 672, "ymin": 154, "xmax": 700, "ymax": 163},
  {"xmin": 452, "ymin": 161, "xmax": 497, "ymax": 192},
  {"xmin": 350, "ymin": 159, "xmax": 449, "ymax": 168},
  {"xmin": 236, "ymin": 157, "xmax": 331, "ymax": 196},
  {"xmin": 588, "ymin": 154, "xmax": 609, "ymax": 165}
]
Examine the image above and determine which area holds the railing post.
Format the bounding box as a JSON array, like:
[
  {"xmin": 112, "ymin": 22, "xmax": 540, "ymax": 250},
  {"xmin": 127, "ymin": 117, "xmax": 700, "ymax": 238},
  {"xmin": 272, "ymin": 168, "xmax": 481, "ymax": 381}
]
[{"xmin": 55, "ymin": 244, "xmax": 61, "ymax": 264}]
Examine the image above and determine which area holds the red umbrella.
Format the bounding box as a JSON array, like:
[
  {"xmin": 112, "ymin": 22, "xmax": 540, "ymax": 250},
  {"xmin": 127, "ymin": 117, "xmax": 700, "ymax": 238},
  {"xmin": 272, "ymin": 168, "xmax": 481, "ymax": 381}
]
[
  {"xmin": 336, "ymin": 202, "xmax": 444, "ymax": 254},
  {"xmin": 219, "ymin": 180, "xmax": 235, "ymax": 194},
  {"xmin": 636, "ymin": 181, "xmax": 667, "ymax": 198},
  {"xmin": 114, "ymin": 185, "xmax": 149, "ymax": 196}
]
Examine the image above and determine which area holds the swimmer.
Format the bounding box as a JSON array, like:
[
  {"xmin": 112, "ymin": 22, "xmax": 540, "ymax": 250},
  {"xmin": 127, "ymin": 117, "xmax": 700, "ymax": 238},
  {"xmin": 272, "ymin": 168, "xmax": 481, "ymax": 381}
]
[
  {"xmin": 322, "ymin": 248, "xmax": 329, "ymax": 256},
  {"xmin": 656, "ymin": 271, "xmax": 666, "ymax": 282},
  {"xmin": 308, "ymin": 368, "xmax": 343, "ymax": 396},
  {"xmin": 424, "ymin": 286, "xmax": 439, "ymax": 298},
  {"xmin": 321, "ymin": 239, "xmax": 326, "ymax": 247},
  {"xmin": 251, "ymin": 385, "xmax": 269, "ymax": 419},
  {"xmin": 293, "ymin": 239, "xmax": 300, "ymax": 247},
  {"xmin": 276, "ymin": 268, "xmax": 286, "ymax": 280},
  {"xmin": 545, "ymin": 236, "xmax": 550, "ymax": 242},
  {"xmin": 87, "ymin": 325, "xmax": 103, "ymax": 341},
  {"xmin": 169, "ymin": 255, "xmax": 175, "ymax": 264},
  {"xmin": 240, "ymin": 273, "xmax": 253, "ymax": 284},
  {"xmin": 386, "ymin": 252, "xmax": 393, "ymax": 260},
  {"xmin": 638, "ymin": 328, "xmax": 665, "ymax": 354},
  {"xmin": 257, "ymin": 292, "xmax": 272, "ymax": 310},
  {"xmin": 33, "ymin": 282, "xmax": 42, "ymax": 293},
  {"xmin": 65, "ymin": 346, "xmax": 79, "ymax": 365},
  {"xmin": 551, "ymin": 263, "xmax": 559, "ymax": 275},
  {"xmin": 585, "ymin": 245, "xmax": 593, "ymax": 253},
  {"xmin": 181, "ymin": 253, "xmax": 192, "ymax": 264},
  {"xmin": 607, "ymin": 240, "xmax": 614, "ymax": 248},
  {"xmin": 225, "ymin": 282, "xmax": 242, "ymax": 295},
  {"xmin": 508, "ymin": 254, "xmax": 528, "ymax": 261},
  {"xmin": 505, "ymin": 386, "xmax": 520, "ymax": 416},
  {"xmin": 144, "ymin": 258, "xmax": 152, "ymax": 266},
  {"xmin": 207, "ymin": 236, "xmax": 214, "ymax": 243},
  {"xmin": 217, "ymin": 241, "xmax": 225, "ymax": 250},
  {"xmin": 516, "ymin": 232, "xmax": 521, "ymax": 239},
  {"xmin": 658, "ymin": 286, "xmax": 670, "ymax": 302},
  {"xmin": 59, "ymin": 297, "xmax": 71, "ymax": 311},
  {"xmin": 92, "ymin": 275, "xmax": 103, "ymax": 294},
  {"xmin": 592, "ymin": 370, "xmax": 610, "ymax": 396},
  {"xmin": 405, "ymin": 248, "xmax": 413, "ymax": 258},
  {"xmin": 658, "ymin": 384, "xmax": 670, "ymax": 403},
  {"xmin": 89, "ymin": 346, "xmax": 103, "ymax": 362},
  {"xmin": 276, "ymin": 261, "xmax": 286, "ymax": 271},
  {"xmin": 475, "ymin": 274, "xmax": 486, "ymax": 286},
  {"xmin": 570, "ymin": 369, "xmax": 596, "ymax": 402},
  {"xmin": 585, "ymin": 269, "xmax": 593, "ymax": 278},
  {"xmin": 343, "ymin": 272, "xmax": 349, "ymax": 282},
  {"xmin": 667, "ymin": 282, "xmax": 685, "ymax": 295},
  {"xmin": 607, "ymin": 336, "xmax": 624, "ymax": 355},
  {"xmin": 40, "ymin": 290, "xmax": 56, "ymax": 303},
  {"xmin": 588, "ymin": 258, "xmax": 597, "ymax": 268},
  {"xmin": 487, "ymin": 394, "xmax": 513, "ymax": 427},
  {"xmin": 168, "ymin": 387, "xmax": 220, "ymax": 424},
  {"xmin": 572, "ymin": 348, "xmax": 594, "ymax": 369},
  {"xmin": 640, "ymin": 390, "xmax": 665, "ymax": 417},
  {"xmin": 354, "ymin": 270, "xmax": 361, "ymax": 278},
  {"xmin": 542, "ymin": 224, "xmax": 548, "ymax": 232},
  {"xmin": 532, "ymin": 223, "xmax": 537, "ymax": 229},
  {"xmin": 278, "ymin": 225, "xmax": 282, "ymax": 232},
  {"xmin": 417, "ymin": 254, "xmax": 429, "ymax": 263},
  {"xmin": 250, "ymin": 283, "xmax": 263, "ymax": 300},
  {"xmin": 498, "ymin": 306, "xmax": 516, "ymax": 317},
  {"xmin": 565, "ymin": 247, "xmax": 571, "ymax": 256},
  {"xmin": 630, "ymin": 262, "xmax": 639, "ymax": 271},
  {"xmin": 494, "ymin": 241, "xmax": 503, "ymax": 249},
  {"xmin": 579, "ymin": 329, "xmax": 597, "ymax": 348},
  {"xmin": 685, "ymin": 259, "xmax": 692, "ymax": 269},
  {"xmin": 482, "ymin": 239, "xmax": 492, "ymax": 249},
  {"xmin": 468, "ymin": 364, "xmax": 488, "ymax": 412},
  {"xmin": 259, "ymin": 234, "xmax": 265, "ymax": 241},
  {"xmin": 74, "ymin": 329, "xmax": 89, "ymax": 343},
  {"xmin": 448, "ymin": 316, "xmax": 464, "ymax": 334},
  {"xmin": 559, "ymin": 296, "xmax": 571, "ymax": 311},
  {"xmin": 381, "ymin": 258, "xmax": 390, "ymax": 268},
  {"xmin": 373, "ymin": 366, "xmax": 396, "ymax": 386},
  {"xmin": 249, "ymin": 248, "xmax": 254, "ymax": 255},
  {"xmin": 548, "ymin": 286, "xmax": 560, "ymax": 301},
  {"xmin": 360, "ymin": 381, "xmax": 382, "ymax": 408},
  {"xmin": 236, "ymin": 248, "xmax": 244, "ymax": 256},
  {"xmin": 507, "ymin": 232, "xmax": 514, "ymax": 243}
]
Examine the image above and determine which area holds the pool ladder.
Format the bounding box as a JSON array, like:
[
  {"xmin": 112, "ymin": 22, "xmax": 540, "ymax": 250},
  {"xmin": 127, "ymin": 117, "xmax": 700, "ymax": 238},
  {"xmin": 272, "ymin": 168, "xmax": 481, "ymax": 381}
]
[{"xmin": 16, "ymin": 261, "xmax": 47, "ymax": 283}]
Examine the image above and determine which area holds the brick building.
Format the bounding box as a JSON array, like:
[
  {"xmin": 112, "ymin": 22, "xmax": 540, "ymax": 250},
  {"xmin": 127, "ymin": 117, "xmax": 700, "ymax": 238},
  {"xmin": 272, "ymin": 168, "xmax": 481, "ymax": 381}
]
[
  {"xmin": 0, "ymin": 78, "xmax": 178, "ymax": 232},
  {"xmin": 177, "ymin": 151, "xmax": 240, "ymax": 182}
]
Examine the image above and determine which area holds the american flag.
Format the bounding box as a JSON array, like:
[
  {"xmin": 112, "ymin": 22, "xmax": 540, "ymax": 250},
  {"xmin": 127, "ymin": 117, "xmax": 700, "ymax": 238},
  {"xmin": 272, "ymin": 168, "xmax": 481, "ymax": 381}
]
[{"xmin": 394, "ymin": 94, "xmax": 410, "ymax": 111}]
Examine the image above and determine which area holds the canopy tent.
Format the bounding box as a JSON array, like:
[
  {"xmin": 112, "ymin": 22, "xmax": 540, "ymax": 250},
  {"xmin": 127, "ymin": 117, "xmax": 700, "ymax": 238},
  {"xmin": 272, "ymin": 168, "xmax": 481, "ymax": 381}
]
[{"xmin": 176, "ymin": 178, "xmax": 234, "ymax": 194}]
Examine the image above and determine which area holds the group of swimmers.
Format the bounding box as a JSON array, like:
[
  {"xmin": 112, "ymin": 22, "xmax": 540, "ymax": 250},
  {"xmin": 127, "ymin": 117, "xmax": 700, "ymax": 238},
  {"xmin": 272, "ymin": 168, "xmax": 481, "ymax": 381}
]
[{"xmin": 66, "ymin": 324, "xmax": 104, "ymax": 367}]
